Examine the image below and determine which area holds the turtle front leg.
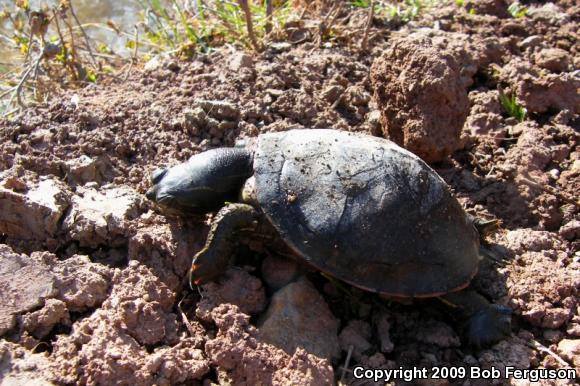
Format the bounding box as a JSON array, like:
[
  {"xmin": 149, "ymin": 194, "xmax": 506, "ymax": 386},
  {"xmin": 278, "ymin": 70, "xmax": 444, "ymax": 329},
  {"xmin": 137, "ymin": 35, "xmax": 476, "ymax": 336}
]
[
  {"xmin": 440, "ymin": 290, "xmax": 512, "ymax": 348},
  {"xmin": 190, "ymin": 203, "xmax": 259, "ymax": 287}
]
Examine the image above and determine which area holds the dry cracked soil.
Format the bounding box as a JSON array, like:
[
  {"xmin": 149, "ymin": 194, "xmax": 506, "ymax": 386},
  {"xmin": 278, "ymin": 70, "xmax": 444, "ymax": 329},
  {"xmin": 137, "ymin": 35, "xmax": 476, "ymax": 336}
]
[{"xmin": 0, "ymin": 1, "xmax": 579, "ymax": 385}]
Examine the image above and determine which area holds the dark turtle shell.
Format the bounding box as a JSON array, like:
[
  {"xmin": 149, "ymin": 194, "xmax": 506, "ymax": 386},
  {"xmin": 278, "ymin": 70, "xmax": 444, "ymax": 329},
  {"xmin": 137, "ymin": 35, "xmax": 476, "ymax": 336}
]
[{"xmin": 253, "ymin": 129, "xmax": 479, "ymax": 297}]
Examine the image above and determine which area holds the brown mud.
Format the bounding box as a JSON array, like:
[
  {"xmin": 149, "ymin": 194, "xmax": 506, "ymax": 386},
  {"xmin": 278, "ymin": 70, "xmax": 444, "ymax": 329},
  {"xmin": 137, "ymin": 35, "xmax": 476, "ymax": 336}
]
[{"xmin": 0, "ymin": 1, "xmax": 579, "ymax": 385}]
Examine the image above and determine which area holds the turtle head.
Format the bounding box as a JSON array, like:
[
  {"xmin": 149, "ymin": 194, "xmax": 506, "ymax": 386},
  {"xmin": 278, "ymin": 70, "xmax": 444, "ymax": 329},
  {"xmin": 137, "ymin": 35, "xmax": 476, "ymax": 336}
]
[{"xmin": 146, "ymin": 147, "xmax": 254, "ymax": 215}]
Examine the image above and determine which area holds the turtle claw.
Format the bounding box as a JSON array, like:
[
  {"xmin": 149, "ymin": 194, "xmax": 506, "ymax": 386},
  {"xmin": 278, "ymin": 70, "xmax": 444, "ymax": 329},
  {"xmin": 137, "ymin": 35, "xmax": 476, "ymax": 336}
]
[
  {"xmin": 189, "ymin": 262, "xmax": 215, "ymax": 289},
  {"xmin": 465, "ymin": 304, "xmax": 512, "ymax": 348}
]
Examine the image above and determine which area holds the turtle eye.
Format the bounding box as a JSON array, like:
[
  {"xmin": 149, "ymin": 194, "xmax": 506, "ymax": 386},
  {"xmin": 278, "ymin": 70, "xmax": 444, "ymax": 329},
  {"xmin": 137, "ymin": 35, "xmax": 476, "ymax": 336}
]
[{"xmin": 151, "ymin": 168, "xmax": 168, "ymax": 184}]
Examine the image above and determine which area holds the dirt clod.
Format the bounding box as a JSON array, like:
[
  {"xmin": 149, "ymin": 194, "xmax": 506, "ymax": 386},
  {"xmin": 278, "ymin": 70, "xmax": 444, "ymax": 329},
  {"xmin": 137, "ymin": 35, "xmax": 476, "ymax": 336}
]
[
  {"xmin": 557, "ymin": 339, "xmax": 580, "ymax": 368},
  {"xmin": 477, "ymin": 336, "xmax": 534, "ymax": 376},
  {"xmin": 52, "ymin": 253, "xmax": 112, "ymax": 312},
  {"xmin": 0, "ymin": 341, "xmax": 53, "ymax": 385},
  {"xmin": 22, "ymin": 299, "xmax": 69, "ymax": 339},
  {"xmin": 64, "ymin": 154, "xmax": 117, "ymax": 185},
  {"xmin": 63, "ymin": 186, "xmax": 143, "ymax": 248},
  {"xmin": 504, "ymin": 229, "xmax": 578, "ymax": 329},
  {"xmin": 0, "ymin": 178, "xmax": 70, "ymax": 242},
  {"xmin": 534, "ymin": 48, "xmax": 571, "ymax": 73},
  {"xmin": 47, "ymin": 261, "xmax": 202, "ymax": 385},
  {"xmin": 205, "ymin": 303, "xmax": 333, "ymax": 386},
  {"xmin": 370, "ymin": 33, "xmax": 469, "ymax": 163},
  {"xmin": 0, "ymin": 245, "xmax": 58, "ymax": 336},
  {"xmin": 464, "ymin": 0, "xmax": 509, "ymax": 18},
  {"xmin": 197, "ymin": 268, "xmax": 267, "ymax": 317}
]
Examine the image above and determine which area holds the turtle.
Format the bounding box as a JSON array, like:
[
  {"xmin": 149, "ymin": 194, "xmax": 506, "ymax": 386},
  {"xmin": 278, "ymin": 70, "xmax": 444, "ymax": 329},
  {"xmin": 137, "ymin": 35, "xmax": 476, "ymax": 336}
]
[{"xmin": 146, "ymin": 128, "xmax": 512, "ymax": 347}]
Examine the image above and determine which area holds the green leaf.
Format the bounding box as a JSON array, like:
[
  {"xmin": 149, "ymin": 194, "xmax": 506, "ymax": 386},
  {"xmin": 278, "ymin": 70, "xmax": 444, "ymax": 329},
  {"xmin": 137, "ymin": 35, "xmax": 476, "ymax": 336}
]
[
  {"xmin": 508, "ymin": 2, "xmax": 527, "ymax": 18},
  {"xmin": 351, "ymin": 0, "xmax": 371, "ymax": 8},
  {"xmin": 86, "ymin": 70, "xmax": 98, "ymax": 83},
  {"xmin": 499, "ymin": 93, "xmax": 527, "ymax": 122}
]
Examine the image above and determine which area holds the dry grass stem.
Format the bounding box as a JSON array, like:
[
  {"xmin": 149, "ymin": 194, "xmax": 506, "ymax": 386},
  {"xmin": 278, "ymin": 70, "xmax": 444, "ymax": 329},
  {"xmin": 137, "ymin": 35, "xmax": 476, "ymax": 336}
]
[
  {"xmin": 528, "ymin": 339, "xmax": 572, "ymax": 369},
  {"xmin": 361, "ymin": 0, "xmax": 374, "ymax": 51},
  {"xmin": 68, "ymin": 2, "xmax": 98, "ymax": 70},
  {"xmin": 238, "ymin": 0, "xmax": 261, "ymax": 51}
]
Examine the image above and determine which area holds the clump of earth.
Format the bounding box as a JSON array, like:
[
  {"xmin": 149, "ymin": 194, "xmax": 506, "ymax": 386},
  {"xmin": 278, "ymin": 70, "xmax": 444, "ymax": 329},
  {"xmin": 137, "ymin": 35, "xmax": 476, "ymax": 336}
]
[{"xmin": 0, "ymin": 1, "xmax": 578, "ymax": 385}]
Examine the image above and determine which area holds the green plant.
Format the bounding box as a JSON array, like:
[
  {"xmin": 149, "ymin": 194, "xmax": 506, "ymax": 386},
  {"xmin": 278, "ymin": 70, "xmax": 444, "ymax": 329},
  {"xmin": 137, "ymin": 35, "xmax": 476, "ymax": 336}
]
[
  {"xmin": 351, "ymin": 0, "xmax": 372, "ymax": 7},
  {"xmin": 383, "ymin": 0, "xmax": 431, "ymax": 23},
  {"xmin": 0, "ymin": 0, "xmax": 116, "ymax": 115},
  {"xmin": 348, "ymin": 0, "xmax": 430, "ymax": 22},
  {"xmin": 507, "ymin": 1, "xmax": 527, "ymax": 18},
  {"xmin": 136, "ymin": 0, "xmax": 204, "ymax": 55},
  {"xmin": 135, "ymin": 0, "xmax": 292, "ymax": 54},
  {"xmin": 499, "ymin": 93, "xmax": 527, "ymax": 122},
  {"xmin": 214, "ymin": 0, "xmax": 292, "ymax": 46}
]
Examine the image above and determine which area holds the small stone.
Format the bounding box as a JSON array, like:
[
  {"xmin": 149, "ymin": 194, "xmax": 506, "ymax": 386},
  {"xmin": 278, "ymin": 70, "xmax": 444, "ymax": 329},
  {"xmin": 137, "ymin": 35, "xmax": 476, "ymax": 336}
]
[
  {"xmin": 77, "ymin": 111, "xmax": 100, "ymax": 128},
  {"xmin": 66, "ymin": 156, "xmax": 96, "ymax": 183},
  {"xmin": 551, "ymin": 144, "xmax": 570, "ymax": 163},
  {"xmin": 518, "ymin": 35, "xmax": 543, "ymax": 50},
  {"xmin": 2, "ymin": 177, "xmax": 27, "ymax": 192},
  {"xmin": 557, "ymin": 339, "xmax": 580, "ymax": 368},
  {"xmin": 321, "ymin": 85, "xmax": 345, "ymax": 103},
  {"xmin": 165, "ymin": 60, "xmax": 180, "ymax": 72},
  {"xmin": 559, "ymin": 220, "xmax": 580, "ymax": 241},
  {"xmin": 338, "ymin": 320, "xmax": 372, "ymax": 362},
  {"xmin": 229, "ymin": 52, "xmax": 254, "ymax": 72},
  {"xmin": 270, "ymin": 42, "xmax": 292, "ymax": 52},
  {"xmin": 534, "ymin": 48, "xmax": 570, "ymax": 73},
  {"xmin": 542, "ymin": 329, "xmax": 562, "ymax": 343},
  {"xmin": 344, "ymin": 86, "xmax": 370, "ymax": 107},
  {"xmin": 527, "ymin": 3, "xmax": 569, "ymax": 25},
  {"xmin": 375, "ymin": 312, "xmax": 395, "ymax": 353},
  {"xmin": 144, "ymin": 56, "xmax": 162, "ymax": 71},
  {"xmin": 364, "ymin": 352, "xmax": 386, "ymax": 368},
  {"xmin": 261, "ymin": 255, "xmax": 300, "ymax": 291},
  {"xmin": 566, "ymin": 323, "xmax": 580, "ymax": 337},
  {"xmin": 258, "ymin": 277, "xmax": 340, "ymax": 361},
  {"xmin": 415, "ymin": 320, "xmax": 461, "ymax": 348},
  {"xmin": 367, "ymin": 110, "xmax": 382, "ymax": 136}
]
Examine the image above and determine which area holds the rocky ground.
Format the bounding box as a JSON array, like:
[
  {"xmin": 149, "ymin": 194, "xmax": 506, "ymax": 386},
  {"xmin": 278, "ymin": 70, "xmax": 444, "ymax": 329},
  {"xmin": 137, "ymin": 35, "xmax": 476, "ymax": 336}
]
[{"xmin": 0, "ymin": 0, "xmax": 578, "ymax": 385}]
